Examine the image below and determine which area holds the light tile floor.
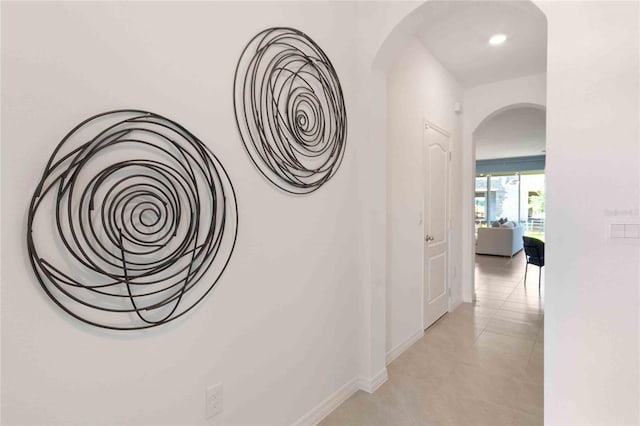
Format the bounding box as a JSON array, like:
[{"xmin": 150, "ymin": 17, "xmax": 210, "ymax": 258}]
[{"xmin": 320, "ymin": 251, "xmax": 544, "ymax": 425}]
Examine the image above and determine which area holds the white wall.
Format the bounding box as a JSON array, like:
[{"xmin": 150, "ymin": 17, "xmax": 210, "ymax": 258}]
[
  {"xmin": 464, "ymin": 73, "xmax": 547, "ymax": 133},
  {"xmin": 538, "ymin": 1, "xmax": 640, "ymax": 424},
  {"xmin": 462, "ymin": 73, "xmax": 547, "ymax": 301},
  {"xmin": 1, "ymin": 2, "xmax": 363, "ymax": 425},
  {"xmin": 386, "ymin": 38, "xmax": 463, "ymax": 357}
]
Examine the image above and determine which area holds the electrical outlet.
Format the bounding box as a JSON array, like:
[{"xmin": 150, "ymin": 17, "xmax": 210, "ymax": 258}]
[{"xmin": 205, "ymin": 383, "xmax": 223, "ymax": 419}]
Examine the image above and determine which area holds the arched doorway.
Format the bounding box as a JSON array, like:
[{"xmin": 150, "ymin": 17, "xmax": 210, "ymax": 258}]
[{"xmin": 356, "ymin": 0, "xmax": 548, "ymax": 391}]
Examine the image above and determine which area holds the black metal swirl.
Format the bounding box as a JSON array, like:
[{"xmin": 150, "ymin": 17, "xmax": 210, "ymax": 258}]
[
  {"xmin": 27, "ymin": 110, "xmax": 238, "ymax": 330},
  {"xmin": 234, "ymin": 27, "xmax": 347, "ymax": 194}
]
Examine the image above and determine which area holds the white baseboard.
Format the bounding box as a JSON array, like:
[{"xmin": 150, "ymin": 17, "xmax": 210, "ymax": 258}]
[
  {"xmin": 385, "ymin": 329, "xmax": 424, "ymax": 365},
  {"xmin": 293, "ymin": 367, "xmax": 390, "ymax": 425},
  {"xmin": 293, "ymin": 377, "xmax": 359, "ymax": 426},
  {"xmin": 449, "ymin": 299, "xmax": 463, "ymax": 312},
  {"xmin": 357, "ymin": 367, "xmax": 388, "ymax": 393}
]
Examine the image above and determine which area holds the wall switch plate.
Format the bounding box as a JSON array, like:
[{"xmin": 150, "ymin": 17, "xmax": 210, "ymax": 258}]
[
  {"xmin": 606, "ymin": 215, "xmax": 640, "ymax": 243},
  {"xmin": 607, "ymin": 216, "xmax": 640, "ymax": 240},
  {"xmin": 611, "ymin": 224, "xmax": 626, "ymax": 238},
  {"xmin": 206, "ymin": 383, "xmax": 223, "ymax": 419}
]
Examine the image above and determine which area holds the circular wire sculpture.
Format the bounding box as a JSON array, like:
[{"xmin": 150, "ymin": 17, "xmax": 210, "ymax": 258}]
[
  {"xmin": 27, "ymin": 110, "xmax": 238, "ymax": 330},
  {"xmin": 234, "ymin": 27, "xmax": 347, "ymax": 194}
]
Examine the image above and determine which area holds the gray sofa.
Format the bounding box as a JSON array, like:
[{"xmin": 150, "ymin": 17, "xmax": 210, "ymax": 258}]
[{"xmin": 476, "ymin": 226, "xmax": 524, "ymax": 257}]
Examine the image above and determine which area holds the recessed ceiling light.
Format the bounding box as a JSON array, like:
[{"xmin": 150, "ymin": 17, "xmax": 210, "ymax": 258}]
[{"xmin": 489, "ymin": 34, "xmax": 507, "ymax": 46}]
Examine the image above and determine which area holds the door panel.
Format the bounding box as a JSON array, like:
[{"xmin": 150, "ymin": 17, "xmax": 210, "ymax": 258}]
[
  {"xmin": 428, "ymin": 252, "xmax": 446, "ymax": 302},
  {"xmin": 423, "ymin": 122, "xmax": 450, "ymax": 330},
  {"xmin": 429, "ymin": 145, "xmax": 447, "ymax": 243}
]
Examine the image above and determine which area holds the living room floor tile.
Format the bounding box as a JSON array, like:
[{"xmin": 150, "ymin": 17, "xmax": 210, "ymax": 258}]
[{"xmin": 321, "ymin": 255, "xmax": 543, "ymax": 426}]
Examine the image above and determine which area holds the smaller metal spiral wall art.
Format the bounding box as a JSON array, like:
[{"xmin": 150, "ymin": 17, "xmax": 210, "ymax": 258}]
[
  {"xmin": 234, "ymin": 27, "xmax": 347, "ymax": 194},
  {"xmin": 27, "ymin": 110, "xmax": 238, "ymax": 330}
]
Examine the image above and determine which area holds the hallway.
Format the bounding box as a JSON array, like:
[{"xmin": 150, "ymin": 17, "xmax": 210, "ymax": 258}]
[{"xmin": 321, "ymin": 252, "xmax": 544, "ymax": 425}]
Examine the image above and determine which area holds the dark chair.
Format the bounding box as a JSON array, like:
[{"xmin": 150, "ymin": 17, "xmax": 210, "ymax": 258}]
[{"xmin": 523, "ymin": 237, "xmax": 545, "ymax": 290}]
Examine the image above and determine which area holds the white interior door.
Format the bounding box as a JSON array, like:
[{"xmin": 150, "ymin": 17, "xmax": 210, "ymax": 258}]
[{"xmin": 423, "ymin": 122, "xmax": 450, "ymax": 329}]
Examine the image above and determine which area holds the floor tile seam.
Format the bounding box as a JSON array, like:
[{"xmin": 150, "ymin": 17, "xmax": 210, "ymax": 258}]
[
  {"xmin": 476, "ymin": 277, "xmax": 523, "ymax": 283},
  {"xmin": 473, "ymin": 319, "xmax": 490, "ymax": 343},
  {"xmin": 499, "ymin": 306, "xmax": 545, "ymax": 315},
  {"xmin": 493, "ymin": 310, "xmax": 543, "ymax": 319},
  {"xmin": 456, "ymin": 363, "xmax": 544, "ymax": 386},
  {"xmin": 511, "ymin": 285, "xmax": 544, "ymax": 294},
  {"xmin": 447, "ymin": 393, "xmax": 531, "ymax": 420},
  {"xmin": 502, "ymin": 302, "xmax": 545, "ymax": 309},
  {"xmin": 489, "ymin": 317, "xmax": 544, "ymax": 328},
  {"xmin": 535, "ymin": 321, "xmax": 544, "ymax": 339},
  {"xmin": 451, "ymin": 385, "xmax": 543, "ymax": 418},
  {"xmin": 499, "ymin": 309, "xmax": 544, "ymax": 316},
  {"xmin": 477, "ymin": 281, "xmax": 519, "ymax": 286},
  {"xmin": 457, "ymin": 356, "xmax": 540, "ymax": 381},
  {"xmin": 476, "ymin": 283, "xmax": 522, "ymax": 289},
  {"xmin": 476, "ymin": 329, "xmax": 539, "ymax": 346},
  {"xmin": 475, "ymin": 293, "xmax": 511, "ymax": 300},
  {"xmin": 479, "ymin": 327, "xmax": 538, "ymax": 342},
  {"xmin": 504, "ymin": 281, "xmax": 522, "ymax": 308},
  {"xmin": 487, "ymin": 315, "xmax": 544, "ymax": 328},
  {"xmin": 390, "ymin": 362, "xmax": 463, "ymax": 420},
  {"xmin": 475, "ymin": 290, "xmax": 518, "ymax": 296},
  {"xmin": 510, "ymin": 291, "xmax": 543, "ymax": 296},
  {"xmin": 457, "ymin": 358, "xmax": 531, "ymax": 376},
  {"xmin": 476, "ymin": 290, "xmax": 511, "ymax": 299},
  {"xmin": 496, "ymin": 306, "xmax": 544, "ymax": 315},
  {"xmin": 468, "ymin": 395, "xmax": 542, "ymax": 421},
  {"xmin": 475, "ymin": 272, "xmax": 524, "ymax": 277},
  {"xmin": 476, "ymin": 288, "xmax": 515, "ymax": 294},
  {"xmin": 505, "ymin": 298, "xmax": 545, "ymax": 305},
  {"xmin": 482, "ymin": 329, "xmax": 540, "ymax": 342},
  {"xmin": 460, "ymin": 349, "xmax": 538, "ymax": 367},
  {"xmin": 377, "ymin": 384, "xmax": 429, "ymax": 425},
  {"xmin": 527, "ymin": 324, "xmax": 545, "ymax": 364},
  {"xmin": 497, "ymin": 290, "xmax": 509, "ymax": 312},
  {"xmin": 504, "ymin": 304, "xmax": 545, "ymax": 310},
  {"xmin": 475, "ymin": 293, "xmax": 515, "ymax": 299},
  {"xmin": 478, "ymin": 266, "xmax": 524, "ymax": 273},
  {"xmin": 468, "ymin": 305, "xmax": 496, "ymax": 334},
  {"xmin": 470, "ymin": 380, "xmax": 544, "ymax": 417}
]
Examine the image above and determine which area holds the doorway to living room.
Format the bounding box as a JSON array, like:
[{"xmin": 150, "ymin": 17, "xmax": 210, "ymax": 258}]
[
  {"xmin": 473, "ymin": 104, "xmax": 546, "ymax": 334},
  {"xmin": 473, "ymin": 105, "xmax": 546, "ymax": 262}
]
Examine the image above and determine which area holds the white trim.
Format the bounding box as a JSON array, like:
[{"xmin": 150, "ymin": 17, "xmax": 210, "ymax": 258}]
[
  {"xmin": 385, "ymin": 329, "xmax": 424, "ymax": 365},
  {"xmin": 449, "ymin": 299, "xmax": 463, "ymax": 313},
  {"xmin": 357, "ymin": 367, "xmax": 388, "ymax": 394},
  {"xmin": 292, "ymin": 377, "xmax": 359, "ymax": 426},
  {"xmin": 292, "ymin": 368, "xmax": 390, "ymax": 426}
]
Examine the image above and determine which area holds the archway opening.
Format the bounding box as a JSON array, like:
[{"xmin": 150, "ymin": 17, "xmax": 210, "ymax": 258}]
[
  {"xmin": 370, "ymin": 0, "xmax": 548, "ymax": 399},
  {"xmin": 473, "ymin": 104, "xmax": 546, "ymax": 305}
]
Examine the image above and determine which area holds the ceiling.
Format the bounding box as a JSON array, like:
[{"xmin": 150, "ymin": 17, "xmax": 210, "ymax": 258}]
[
  {"xmin": 416, "ymin": 1, "xmax": 547, "ymax": 87},
  {"xmin": 474, "ymin": 106, "xmax": 545, "ymax": 160}
]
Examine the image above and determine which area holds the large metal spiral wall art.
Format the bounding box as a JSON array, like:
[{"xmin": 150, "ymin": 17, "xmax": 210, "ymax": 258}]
[
  {"xmin": 234, "ymin": 27, "xmax": 347, "ymax": 194},
  {"xmin": 27, "ymin": 110, "xmax": 238, "ymax": 330}
]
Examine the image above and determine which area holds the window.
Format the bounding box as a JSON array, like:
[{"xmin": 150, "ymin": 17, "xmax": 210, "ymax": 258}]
[
  {"xmin": 489, "ymin": 174, "xmax": 520, "ymax": 225},
  {"xmin": 475, "ymin": 172, "xmax": 545, "ymax": 239},
  {"xmin": 475, "ymin": 177, "xmax": 487, "ymax": 225},
  {"xmin": 521, "ymin": 173, "xmax": 545, "ymax": 240}
]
